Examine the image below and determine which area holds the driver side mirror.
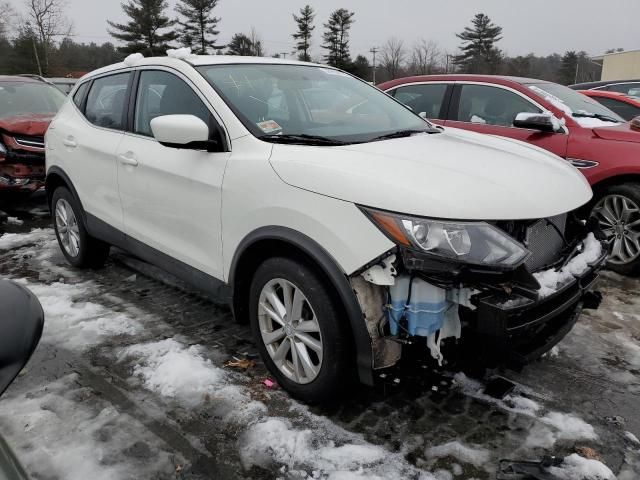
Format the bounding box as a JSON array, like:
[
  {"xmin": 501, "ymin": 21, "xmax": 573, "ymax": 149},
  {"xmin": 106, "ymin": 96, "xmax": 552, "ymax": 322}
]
[
  {"xmin": 513, "ymin": 112, "xmax": 561, "ymax": 133},
  {"xmin": 0, "ymin": 280, "xmax": 44, "ymax": 397},
  {"xmin": 630, "ymin": 116, "xmax": 640, "ymax": 131},
  {"xmin": 150, "ymin": 114, "xmax": 222, "ymax": 152}
]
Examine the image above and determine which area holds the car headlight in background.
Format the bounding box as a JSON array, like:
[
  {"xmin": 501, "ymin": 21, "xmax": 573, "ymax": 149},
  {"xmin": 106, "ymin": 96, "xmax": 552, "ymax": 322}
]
[{"xmin": 361, "ymin": 207, "xmax": 531, "ymax": 269}]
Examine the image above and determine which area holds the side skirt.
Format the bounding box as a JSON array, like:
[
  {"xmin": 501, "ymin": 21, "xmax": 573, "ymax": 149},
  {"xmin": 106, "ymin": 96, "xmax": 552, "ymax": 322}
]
[{"xmin": 85, "ymin": 213, "xmax": 232, "ymax": 304}]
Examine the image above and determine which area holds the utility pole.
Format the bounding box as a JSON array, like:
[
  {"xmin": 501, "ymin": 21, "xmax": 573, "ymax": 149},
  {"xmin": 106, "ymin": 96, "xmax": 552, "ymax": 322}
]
[
  {"xmin": 279, "ymin": 52, "xmax": 287, "ymax": 59},
  {"xmin": 370, "ymin": 47, "xmax": 378, "ymax": 84},
  {"xmin": 26, "ymin": 22, "xmax": 43, "ymax": 77}
]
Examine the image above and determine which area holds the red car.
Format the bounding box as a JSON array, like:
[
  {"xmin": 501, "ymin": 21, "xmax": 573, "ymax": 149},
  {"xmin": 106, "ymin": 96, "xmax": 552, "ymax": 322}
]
[
  {"xmin": 0, "ymin": 76, "xmax": 65, "ymax": 195},
  {"xmin": 579, "ymin": 90, "xmax": 640, "ymax": 122},
  {"xmin": 379, "ymin": 74, "xmax": 640, "ymax": 274}
]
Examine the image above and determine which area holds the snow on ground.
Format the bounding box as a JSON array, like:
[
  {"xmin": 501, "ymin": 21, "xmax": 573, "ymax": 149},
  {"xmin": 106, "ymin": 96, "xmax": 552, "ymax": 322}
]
[
  {"xmin": 454, "ymin": 373, "xmax": 597, "ymax": 445},
  {"xmin": 14, "ymin": 278, "xmax": 142, "ymax": 350},
  {"xmin": 424, "ymin": 441, "xmax": 489, "ymax": 467},
  {"xmin": 549, "ymin": 453, "xmax": 616, "ymax": 480},
  {"xmin": 0, "ymin": 374, "xmax": 177, "ymax": 480},
  {"xmin": 0, "ymin": 227, "xmax": 53, "ymax": 250}
]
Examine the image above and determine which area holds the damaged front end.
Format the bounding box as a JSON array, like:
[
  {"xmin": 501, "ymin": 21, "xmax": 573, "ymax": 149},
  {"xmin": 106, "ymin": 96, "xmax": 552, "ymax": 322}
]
[
  {"xmin": 0, "ymin": 131, "xmax": 46, "ymax": 193},
  {"xmin": 351, "ymin": 208, "xmax": 607, "ymax": 373}
]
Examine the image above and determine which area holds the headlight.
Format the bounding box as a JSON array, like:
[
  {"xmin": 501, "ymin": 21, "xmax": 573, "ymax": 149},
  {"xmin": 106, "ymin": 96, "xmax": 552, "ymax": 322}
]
[{"xmin": 361, "ymin": 207, "xmax": 531, "ymax": 269}]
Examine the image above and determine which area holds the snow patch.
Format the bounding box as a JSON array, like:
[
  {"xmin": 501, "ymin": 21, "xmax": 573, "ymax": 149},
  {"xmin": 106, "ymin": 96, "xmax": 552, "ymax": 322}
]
[
  {"xmin": 0, "ymin": 228, "xmax": 53, "ymax": 250},
  {"xmin": 549, "ymin": 453, "xmax": 616, "ymax": 480},
  {"xmin": 0, "ymin": 374, "xmax": 177, "ymax": 480},
  {"xmin": 120, "ymin": 338, "xmax": 226, "ymax": 407},
  {"xmin": 470, "ymin": 115, "xmax": 486, "ymax": 124},
  {"xmin": 6, "ymin": 216, "xmax": 23, "ymax": 225},
  {"xmin": 540, "ymin": 412, "xmax": 597, "ymax": 441},
  {"xmin": 534, "ymin": 233, "xmax": 603, "ymax": 297},
  {"xmin": 167, "ymin": 47, "xmax": 196, "ymax": 59},
  {"xmin": 123, "ymin": 52, "xmax": 144, "ymax": 66},
  {"xmin": 14, "ymin": 279, "xmax": 141, "ymax": 350},
  {"xmin": 625, "ymin": 431, "xmax": 640, "ymax": 444},
  {"xmin": 425, "ymin": 441, "xmax": 489, "ymax": 467},
  {"xmin": 573, "ymin": 116, "xmax": 621, "ymax": 128}
]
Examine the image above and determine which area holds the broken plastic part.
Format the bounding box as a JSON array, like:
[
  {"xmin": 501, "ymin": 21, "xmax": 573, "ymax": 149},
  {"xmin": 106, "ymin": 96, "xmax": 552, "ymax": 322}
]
[
  {"xmin": 361, "ymin": 254, "xmax": 397, "ymax": 286},
  {"xmin": 497, "ymin": 456, "xmax": 564, "ymax": 480}
]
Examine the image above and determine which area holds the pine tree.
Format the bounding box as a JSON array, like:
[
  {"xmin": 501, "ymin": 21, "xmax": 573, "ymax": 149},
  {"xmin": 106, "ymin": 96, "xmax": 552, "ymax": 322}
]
[
  {"xmin": 107, "ymin": 0, "xmax": 178, "ymax": 56},
  {"xmin": 292, "ymin": 5, "xmax": 315, "ymax": 62},
  {"xmin": 454, "ymin": 13, "xmax": 503, "ymax": 74},
  {"xmin": 226, "ymin": 32, "xmax": 262, "ymax": 56},
  {"xmin": 321, "ymin": 8, "xmax": 354, "ymax": 69},
  {"xmin": 559, "ymin": 51, "xmax": 578, "ymax": 85},
  {"xmin": 176, "ymin": 0, "xmax": 222, "ymax": 55}
]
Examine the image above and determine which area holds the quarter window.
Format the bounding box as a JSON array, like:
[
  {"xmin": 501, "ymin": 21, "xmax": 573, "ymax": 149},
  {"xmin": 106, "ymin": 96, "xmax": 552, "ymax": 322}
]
[
  {"xmin": 72, "ymin": 82, "xmax": 89, "ymax": 109},
  {"xmin": 392, "ymin": 84, "xmax": 448, "ymax": 119},
  {"xmin": 607, "ymin": 83, "xmax": 640, "ymax": 95},
  {"xmin": 85, "ymin": 73, "xmax": 131, "ymax": 130},
  {"xmin": 456, "ymin": 84, "xmax": 541, "ymax": 127},
  {"xmin": 134, "ymin": 70, "xmax": 210, "ymax": 137}
]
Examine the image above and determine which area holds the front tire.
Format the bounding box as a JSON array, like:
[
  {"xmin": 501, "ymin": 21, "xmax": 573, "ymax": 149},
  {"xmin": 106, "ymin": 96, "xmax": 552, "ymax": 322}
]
[
  {"xmin": 51, "ymin": 187, "xmax": 110, "ymax": 268},
  {"xmin": 590, "ymin": 183, "xmax": 640, "ymax": 276},
  {"xmin": 249, "ymin": 257, "xmax": 352, "ymax": 403}
]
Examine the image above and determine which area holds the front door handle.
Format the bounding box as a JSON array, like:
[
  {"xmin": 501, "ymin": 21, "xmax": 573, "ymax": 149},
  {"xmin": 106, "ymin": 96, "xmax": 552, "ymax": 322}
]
[
  {"xmin": 118, "ymin": 153, "xmax": 138, "ymax": 167},
  {"xmin": 63, "ymin": 137, "xmax": 77, "ymax": 148}
]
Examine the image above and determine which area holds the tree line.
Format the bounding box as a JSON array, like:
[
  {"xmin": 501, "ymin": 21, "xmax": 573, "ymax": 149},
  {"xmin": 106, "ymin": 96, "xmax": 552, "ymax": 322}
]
[{"xmin": 0, "ymin": 0, "xmax": 605, "ymax": 86}]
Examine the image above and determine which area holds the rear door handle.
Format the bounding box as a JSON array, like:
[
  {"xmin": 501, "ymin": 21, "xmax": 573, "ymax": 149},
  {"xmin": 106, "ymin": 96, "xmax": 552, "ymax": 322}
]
[
  {"xmin": 63, "ymin": 137, "xmax": 77, "ymax": 148},
  {"xmin": 118, "ymin": 154, "xmax": 138, "ymax": 167}
]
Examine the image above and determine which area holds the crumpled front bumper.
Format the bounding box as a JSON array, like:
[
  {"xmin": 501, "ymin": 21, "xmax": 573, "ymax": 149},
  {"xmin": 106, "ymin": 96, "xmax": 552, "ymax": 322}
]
[
  {"xmin": 469, "ymin": 247, "xmax": 607, "ymax": 366},
  {"xmin": 0, "ymin": 152, "xmax": 45, "ymax": 193}
]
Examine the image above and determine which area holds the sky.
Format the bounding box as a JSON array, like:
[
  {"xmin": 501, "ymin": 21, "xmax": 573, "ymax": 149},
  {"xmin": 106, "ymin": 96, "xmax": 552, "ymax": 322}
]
[{"xmin": 14, "ymin": 0, "xmax": 640, "ymax": 60}]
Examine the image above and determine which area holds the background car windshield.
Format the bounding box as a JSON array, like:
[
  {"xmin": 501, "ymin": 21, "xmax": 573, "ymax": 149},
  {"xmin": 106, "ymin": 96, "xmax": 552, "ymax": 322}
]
[
  {"xmin": 196, "ymin": 64, "xmax": 428, "ymax": 142},
  {"xmin": 529, "ymin": 83, "xmax": 624, "ymax": 122},
  {"xmin": 0, "ymin": 82, "xmax": 66, "ymax": 119}
]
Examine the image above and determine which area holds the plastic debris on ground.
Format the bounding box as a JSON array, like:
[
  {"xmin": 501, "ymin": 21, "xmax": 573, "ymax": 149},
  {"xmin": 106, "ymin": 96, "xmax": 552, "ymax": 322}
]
[{"xmin": 262, "ymin": 378, "xmax": 275, "ymax": 389}]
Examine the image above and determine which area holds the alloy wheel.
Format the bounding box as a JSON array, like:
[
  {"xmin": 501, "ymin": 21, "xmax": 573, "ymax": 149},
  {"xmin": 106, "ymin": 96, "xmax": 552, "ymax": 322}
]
[
  {"xmin": 55, "ymin": 198, "xmax": 81, "ymax": 258},
  {"xmin": 591, "ymin": 194, "xmax": 640, "ymax": 265},
  {"xmin": 258, "ymin": 278, "xmax": 323, "ymax": 384}
]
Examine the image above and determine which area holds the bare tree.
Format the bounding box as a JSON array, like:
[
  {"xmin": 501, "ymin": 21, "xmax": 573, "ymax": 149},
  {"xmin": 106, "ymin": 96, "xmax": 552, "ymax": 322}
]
[
  {"xmin": 380, "ymin": 37, "xmax": 406, "ymax": 80},
  {"xmin": 249, "ymin": 27, "xmax": 264, "ymax": 56},
  {"xmin": 410, "ymin": 39, "xmax": 442, "ymax": 75},
  {"xmin": 25, "ymin": 0, "xmax": 73, "ymax": 71},
  {"xmin": 0, "ymin": 2, "xmax": 17, "ymax": 39}
]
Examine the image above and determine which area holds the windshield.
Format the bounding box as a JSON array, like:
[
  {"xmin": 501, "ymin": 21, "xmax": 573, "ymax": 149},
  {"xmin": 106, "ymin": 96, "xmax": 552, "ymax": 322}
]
[
  {"xmin": 196, "ymin": 64, "xmax": 432, "ymax": 144},
  {"xmin": 528, "ymin": 83, "xmax": 624, "ymax": 123},
  {"xmin": 0, "ymin": 81, "xmax": 66, "ymax": 119}
]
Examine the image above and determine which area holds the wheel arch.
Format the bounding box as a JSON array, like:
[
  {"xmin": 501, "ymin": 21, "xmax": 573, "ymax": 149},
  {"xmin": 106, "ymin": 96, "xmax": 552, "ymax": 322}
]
[
  {"xmin": 591, "ymin": 174, "xmax": 640, "ymax": 196},
  {"xmin": 229, "ymin": 226, "xmax": 374, "ymax": 385},
  {"xmin": 45, "ymin": 166, "xmax": 86, "ymax": 221}
]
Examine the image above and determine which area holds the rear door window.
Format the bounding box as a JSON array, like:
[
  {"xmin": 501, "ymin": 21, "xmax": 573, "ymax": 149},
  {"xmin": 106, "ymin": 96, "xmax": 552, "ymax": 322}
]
[
  {"xmin": 73, "ymin": 82, "xmax": 89, "ymax": 110},
  {"xmin": 391, "ymin": 83, "xmax": 448, "ymax": 119},
  {"xmin": 85, "ymin": 73, "xmax": 131, "ymax": 130},
  {"xmin": 455, "ymin": 84, "xmax": 540, "ymax": 127}
]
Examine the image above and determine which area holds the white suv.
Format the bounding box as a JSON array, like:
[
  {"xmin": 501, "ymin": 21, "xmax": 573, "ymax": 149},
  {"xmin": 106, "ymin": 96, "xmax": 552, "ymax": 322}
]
[{"xmin": 45, "ymin": 55, "xmax": 606, "ymax": 402}]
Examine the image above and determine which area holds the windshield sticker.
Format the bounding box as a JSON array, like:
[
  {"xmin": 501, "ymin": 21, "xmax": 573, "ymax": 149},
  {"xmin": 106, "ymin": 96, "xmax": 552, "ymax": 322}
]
[{"xmin": 257, "ymin": 120, "xmax": 283, "ymax": 134}]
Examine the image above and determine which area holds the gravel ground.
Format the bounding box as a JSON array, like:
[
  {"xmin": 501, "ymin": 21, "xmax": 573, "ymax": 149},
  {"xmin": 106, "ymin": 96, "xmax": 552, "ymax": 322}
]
[{"xmin": 1, "ymin": 196, "xmax": 639, "ymax": 480}]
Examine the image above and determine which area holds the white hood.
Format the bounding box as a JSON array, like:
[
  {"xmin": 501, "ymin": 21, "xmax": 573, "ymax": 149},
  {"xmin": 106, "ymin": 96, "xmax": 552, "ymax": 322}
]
[{"xmin": 269, "ymin": 127, "xmax": 592, "ymax": 220}]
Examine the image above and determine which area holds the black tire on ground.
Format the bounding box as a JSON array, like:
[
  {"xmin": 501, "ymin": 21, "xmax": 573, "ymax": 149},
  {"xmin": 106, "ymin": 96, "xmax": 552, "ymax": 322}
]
[
  {"xmin": 249, "ymin": 256, "xmax": 353, "ymax": 403},
  {"xmin": 51, "ymin": 186, "xmax": 110, "ymax": 269},
  {"xmin": 590, "ymin": 183, "xmax": 640, "ymax": 276}
]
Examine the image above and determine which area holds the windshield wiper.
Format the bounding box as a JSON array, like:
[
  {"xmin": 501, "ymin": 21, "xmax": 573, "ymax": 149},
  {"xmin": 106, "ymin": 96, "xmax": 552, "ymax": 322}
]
[
  {"xmin": 370, "ymin": 128, "xmax": 441, "ymax": 142},
  {"xmin": 572, "ymin": 112, "xmax": 620, "ymax": 123},
  {"xmin": 258, "ymin": 134, "xmax": 347, "ymax": 146}
]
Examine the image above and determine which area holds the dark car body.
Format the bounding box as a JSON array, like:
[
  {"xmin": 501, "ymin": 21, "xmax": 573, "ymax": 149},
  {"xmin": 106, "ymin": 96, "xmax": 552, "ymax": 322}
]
[
  {"xmin": 0, "ymin": 76, "xmax": 65, "ymax": 194},
  {"xmin": 570, "ymin": 79, "xmax": 640, "ymax": 96},
  {"xmin": 580, "ymin": 89, "xmax": 640, "ymax": 121}
]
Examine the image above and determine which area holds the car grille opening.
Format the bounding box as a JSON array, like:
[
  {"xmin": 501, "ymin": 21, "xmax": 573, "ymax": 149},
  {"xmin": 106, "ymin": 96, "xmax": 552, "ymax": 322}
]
[
  {"xmin": 523, "ymin": 214, "xmax": 567, "ymax": 271},
  {"xmin": 13, "ymin": 134, "xmax": 45, "ymax": 150}
]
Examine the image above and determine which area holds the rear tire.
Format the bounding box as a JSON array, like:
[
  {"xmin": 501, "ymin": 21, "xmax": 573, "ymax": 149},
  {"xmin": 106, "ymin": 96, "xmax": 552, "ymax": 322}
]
[
  {"xmin": 51, "ymin": 187, "xmax": 110, "ymax": 268},
  {"xmin": 249, "ymin": 256, "xmax": 353, "ymax": 403}
]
